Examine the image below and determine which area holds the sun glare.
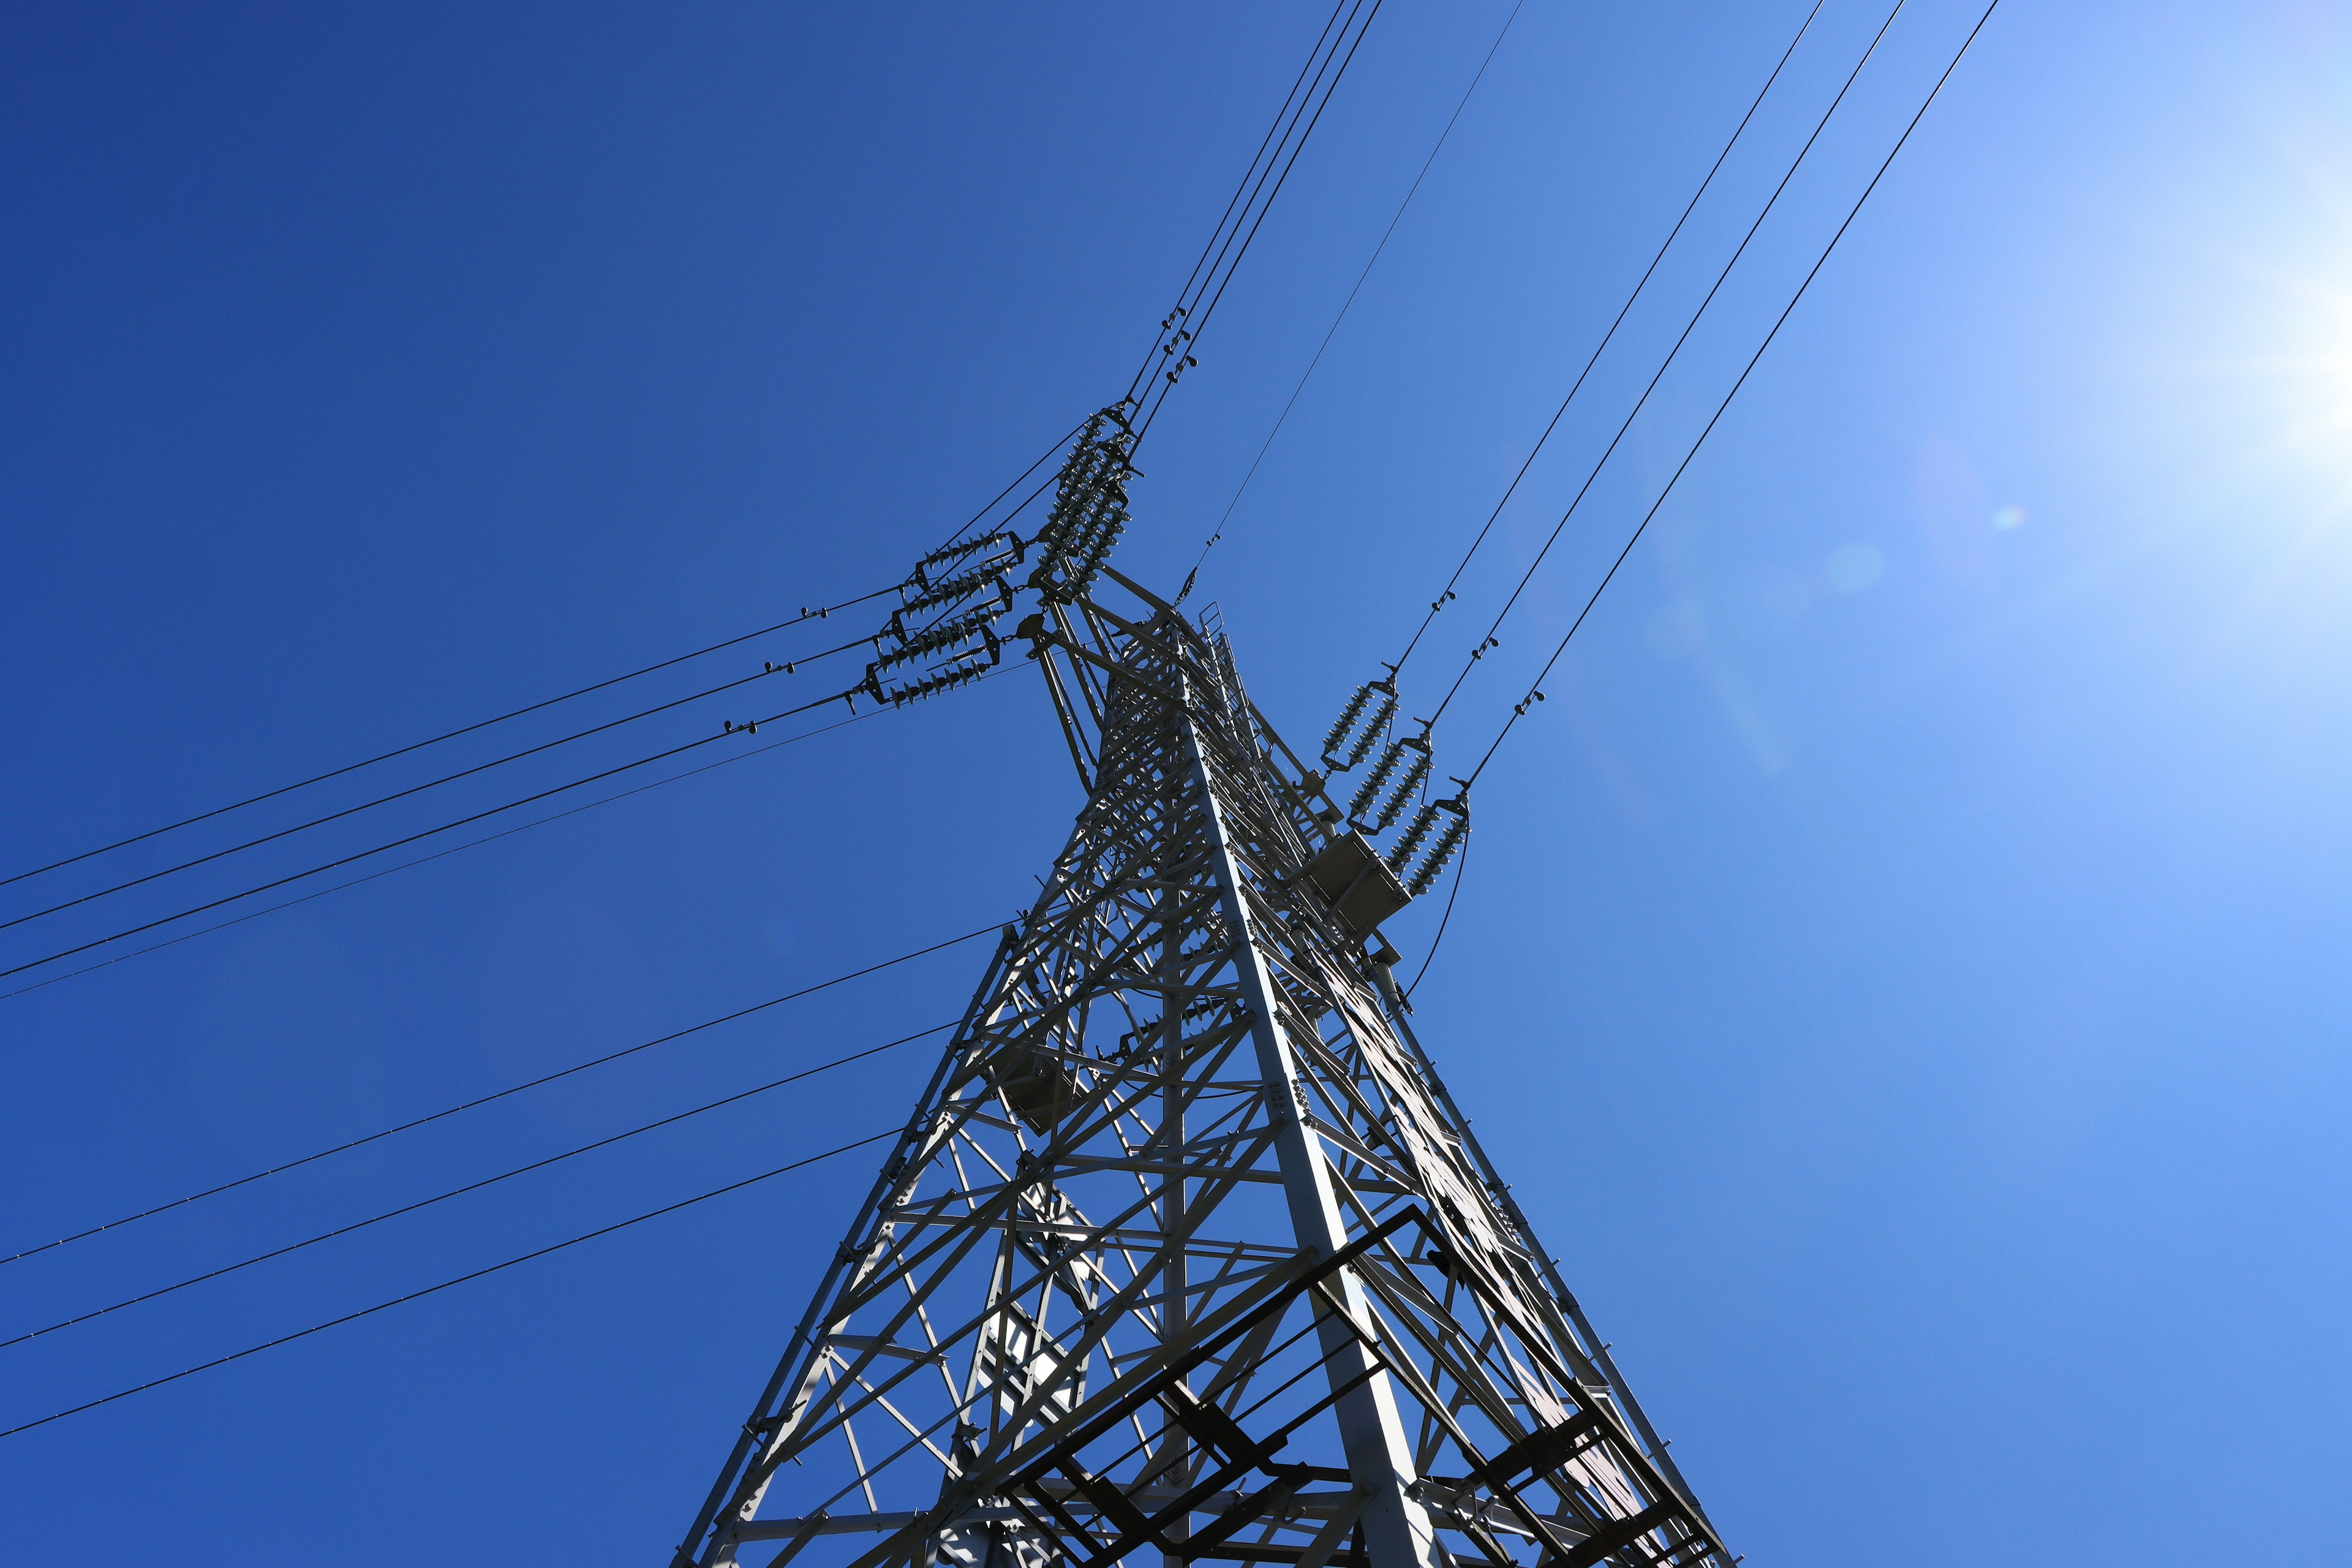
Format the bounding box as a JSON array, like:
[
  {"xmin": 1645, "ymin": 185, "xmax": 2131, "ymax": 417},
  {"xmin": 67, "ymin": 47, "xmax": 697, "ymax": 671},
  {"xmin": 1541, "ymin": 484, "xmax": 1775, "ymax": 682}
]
[
  {"xmin": 2255, "ymin": 263, "xmax": 2352, "ymax": 483},
  {"xmin": 2286, "ymin": 287, "xmax": 2352, "ymax": 459}
]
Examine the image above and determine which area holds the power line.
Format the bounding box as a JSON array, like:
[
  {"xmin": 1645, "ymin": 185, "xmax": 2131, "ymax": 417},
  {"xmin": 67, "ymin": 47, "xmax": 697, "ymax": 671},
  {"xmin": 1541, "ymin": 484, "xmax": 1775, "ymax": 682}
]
[
  {"xmin": 2, "ymin": 922, "xmax": 999, "ymax": 1264},
  {"xmin": 1422, "ymin": 0, "xmax": 1907, "ymax": 735},
  {"xmin": 1405, "ymin": 827, "xmax": 1470, "ymax": 998},
  {"xmin": 11, "ymin": 406, "xmax": 1088, "ymax": 900},
  {"xmin": 0, "ymin": 1129, "xmax": 896, "ymax": 1442},
  {"xmin": 1385, "ymin": 0, "xmax": 1827, "ymax": 677},
  {"xmin": 0, "ymin": 631, "xmax": 873, "ymax": 937},
  {"xmin": 1134, "ymin": 0, "xmax": 1384, "ymax": 447},
  {"xmin": 262, "ymin": 36, "xmax": 1403, "ymax": 968},
  {"xmin": 873, "ymin": 6, "xmax": 1388, "ymax": 660},
  {"xmin": 928, "ymin": 417, "xmax": 1088, "ymax": 554},
  {"xmin": 1120, "ymin": 0, "xmax": 1358, "ymax": 410},
  {"xmin": 938, "ymin": 458, "xmax": 1070, "ymax": 566},
  {"xmin": 0, "ymin": 684, "xmax": 864, "ymax": 985},
  {"xmin": 0, "ymin": 704, "xmax": 888, "ymax": 1004},
  {"xmin": 1179, "ymin": 0, "xmax": 1529, "ymax": 603},
  {"xmin": 3, "ymin": 1022, "xmax": 953, "ymax": 1351},
  {"xmin": 1115, "ymin": 0, "xmax": 1385, "ymax": 451},
  {"xmin": 1308, "ymin": 0, "xmax": 1851, "ymax": 888},
  {"xmin": 1467, "ymin": 0, "xmax": 2004, "ymax": 786},
  {"xmin": 1148, "ymin": 0, "xmax": 1372, "ymax": 400},
  {"xmin": 0, "ymin": 587, "xmax": 892, "ymax": 894}
]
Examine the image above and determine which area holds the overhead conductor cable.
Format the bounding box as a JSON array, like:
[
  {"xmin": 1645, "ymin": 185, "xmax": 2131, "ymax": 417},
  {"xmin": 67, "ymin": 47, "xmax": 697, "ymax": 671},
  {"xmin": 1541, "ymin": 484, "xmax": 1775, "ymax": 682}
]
[
  {"xmin": 1180, "ymin": 0, "xmax": 1530, "ymax": 600},
  {"xmin": 1310, "ymin": 0, "xmax": 1830, "ymax": 903},
  {"xmin": 0, "ymin": 704, "xmax": 939, "ymax": 1003},
  {"xmin": 3, "ymin": 922, "xmax": 997, "ymax": 1261},
  {"xmin": 1467, "ymin": 0, "xmax": 2005, "ymax": 791},
  {"xmin": 0, "ymin": 587, "xmax": 895, "ymax": 894},
  {"xmin": 2, "ymin": 1022, "xmax": 954, "ymax": 1351},
  {"xmin": 0, "ymin": 1131, "xmax": 898, "ymax": 1442},
  {"xmin": 1422, "ymin": 0, "xmax": 1907, "ymax": 740}
]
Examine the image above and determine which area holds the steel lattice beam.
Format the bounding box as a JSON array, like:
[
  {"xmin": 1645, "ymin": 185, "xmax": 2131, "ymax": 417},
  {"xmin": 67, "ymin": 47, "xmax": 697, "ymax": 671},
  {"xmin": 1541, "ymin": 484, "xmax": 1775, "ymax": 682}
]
[{"xmin": 671, "ymin": 581, "xmax": 1728, "ymax": 1568}]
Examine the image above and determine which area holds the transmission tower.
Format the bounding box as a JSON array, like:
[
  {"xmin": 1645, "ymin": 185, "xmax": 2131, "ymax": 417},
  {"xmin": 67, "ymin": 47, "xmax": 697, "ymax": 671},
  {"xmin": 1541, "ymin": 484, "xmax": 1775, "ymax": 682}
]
[{"xmin": 667, "ymin": 417, "xmax": 1732, "ymax": 1568}]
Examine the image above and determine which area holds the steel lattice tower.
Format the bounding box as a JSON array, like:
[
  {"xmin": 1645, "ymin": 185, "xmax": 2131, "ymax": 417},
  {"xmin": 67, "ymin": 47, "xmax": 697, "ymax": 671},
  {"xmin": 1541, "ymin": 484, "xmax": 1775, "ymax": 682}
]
[{"xmin": 668, "ymin": 558, "xmax": 1730, "ymax": 1568}]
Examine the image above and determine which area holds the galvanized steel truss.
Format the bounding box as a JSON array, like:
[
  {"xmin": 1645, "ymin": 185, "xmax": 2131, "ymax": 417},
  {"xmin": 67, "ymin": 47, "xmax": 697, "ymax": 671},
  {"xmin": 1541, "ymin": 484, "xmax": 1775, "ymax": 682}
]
[{"xmin": 673, "ymin": 582, "xmax": 1728, "ymax": 1568}]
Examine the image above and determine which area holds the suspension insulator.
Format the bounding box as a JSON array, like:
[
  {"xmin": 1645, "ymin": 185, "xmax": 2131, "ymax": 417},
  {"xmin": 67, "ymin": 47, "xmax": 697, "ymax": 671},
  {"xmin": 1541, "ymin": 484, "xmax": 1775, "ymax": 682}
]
[
  {"xmin": 1035, "ymin": 407, "xmax": 1137, "ymax": 604},
  {"xmin": 1044, "ymin": 492, "xmax": 1125, "ymax": 599},
  {"xmin": 1408, "ymin": 806, "xmax": 1469, "ymax": 897},
  {"xmin": 897, "ymin": 562, "xmax": 1012, "ymax": 622},
  {"xmin": 1321, "ymin": 685, "xmax": 1374, "ymax": 764},
  {"xmin": 1343, "ymin": 689, "xmax": 1396, "ymax": 769},
  {"xmin": 1348, "ymin": 741, "xmax": 1408, "ymax": 823},
  {"xmin": 1036, "ymin": 419, "xmax": 1117, "ymax": 568},
  {"xmin": 917, "ymin": 530, "xmax": 1019, "ymax": 579},
  {"xmin": 874, "ymin": 608, "xmax": 1004, "ymax": 674},
  {"xmin": 1061, "ymin": 507, "xmax": 1126, "ymax": 600},
  {"xmin": 882, "ymin": 655, "xmax": 990, "ymax": 707},
  {"xmin": 1372, "ymin": 745, "xmax": 1433, "ymax": 833},
  {"xmin": 1386, "ymin": 799, "xmax": 1443, "ymax": 872},
  {"xmin": 1321, "ymin": 677, "xmax": 1395, "ymax": 771}
]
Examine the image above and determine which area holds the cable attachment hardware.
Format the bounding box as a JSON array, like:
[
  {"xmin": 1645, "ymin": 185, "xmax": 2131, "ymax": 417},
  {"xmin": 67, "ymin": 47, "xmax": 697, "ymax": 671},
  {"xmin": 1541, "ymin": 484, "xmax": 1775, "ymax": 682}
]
[
  {"xmin": 1032, "ymin": 406, "xmax": 1137, "ymax": 606},
  {"xmin": 1319, "ymin": 674, "xmax": 1397, "ymax": 773},
  {"xmin": 1405, "ymin": 794, "xmax": 1469, "ymax": 897}
]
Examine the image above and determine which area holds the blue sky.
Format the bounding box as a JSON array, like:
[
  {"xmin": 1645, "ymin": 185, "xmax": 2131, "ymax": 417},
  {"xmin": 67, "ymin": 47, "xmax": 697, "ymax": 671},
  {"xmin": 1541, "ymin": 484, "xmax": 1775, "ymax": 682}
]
[{"xmin": 4, "ymin": 2, "xmax": 2350, "ymax": 1562}]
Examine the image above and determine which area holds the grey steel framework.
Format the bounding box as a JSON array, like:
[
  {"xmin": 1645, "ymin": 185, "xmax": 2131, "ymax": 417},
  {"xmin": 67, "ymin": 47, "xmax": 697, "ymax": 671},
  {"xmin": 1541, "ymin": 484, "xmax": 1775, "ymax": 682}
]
[{"xmin": 671, "ymin": 571, "xmax": 1729, "ymax": 1568}]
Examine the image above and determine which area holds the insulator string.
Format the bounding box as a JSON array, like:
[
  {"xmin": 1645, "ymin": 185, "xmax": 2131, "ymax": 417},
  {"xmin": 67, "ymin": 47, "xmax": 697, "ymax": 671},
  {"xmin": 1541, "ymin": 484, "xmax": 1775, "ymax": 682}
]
[
  {"xmin": 1406, "ymin": 811, "xmax": 1469, "ymax": 897},
  {"xmin": 1346, "ymin": 739, "xmax": 1408, "ymax": 823},
  {"xmin": 1372, "ymin": 745, "xmax": 1432, "ymax": 832},
  {"xmin": 1405, "ymin": 827, "xmax": 1472, "ymax": 997},
  {"xmin": 1386, "ymin": 799, "xmax": 1443, "ymax": 872}
]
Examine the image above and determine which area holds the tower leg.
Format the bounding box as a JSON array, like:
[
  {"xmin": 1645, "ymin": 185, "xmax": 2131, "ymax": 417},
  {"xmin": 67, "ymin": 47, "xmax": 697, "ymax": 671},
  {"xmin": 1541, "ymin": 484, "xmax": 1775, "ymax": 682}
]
[{"xmin": 1182, "ymin": 714, "xmax": 1441, "ymax": 1568}]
